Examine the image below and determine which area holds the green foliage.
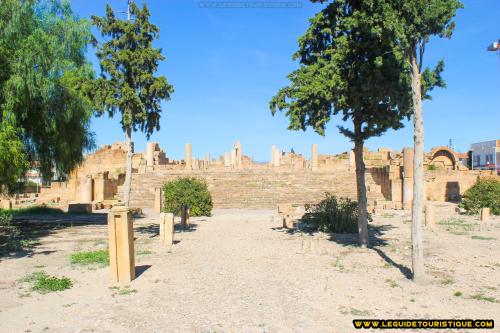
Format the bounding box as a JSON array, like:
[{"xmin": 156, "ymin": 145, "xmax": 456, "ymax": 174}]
[
  {"xmin": 21, "ymin": 271, "xmax": 72, "ymax": 294},
  {"xmin": 427, "ymin": 164, "xmax": 438, "ymax": 171},
  {"xmin": 270, "ymin": 0, "xmax": 412, "ymax": 141},
  {"xmin": 71, "ymin": 250, "xmax": 109, "ymax": 266},
  {"xmin": 0, "ymin": 210, "xmax": 22, "ymax": 254},
  {"xmin": 302, "ymin": 193, "xmax": 372, "ymax": 233},
  {"xmin": 0, "ymin": 0, "xmax": 96, "ymax": 193},
  {"xmin": 460, "ymin": 178, "xmax": 500, "ymax": 215},
  {"xmin": 162, "ymin": 177, "xmax": 213, "ymax": 217},
  {"xmin": 91, "ymin": 2, "xmax": 174, "ymax": 137}
]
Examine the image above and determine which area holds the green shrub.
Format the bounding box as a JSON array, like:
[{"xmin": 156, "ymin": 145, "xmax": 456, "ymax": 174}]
[
  {"xmin": 71, "ymin": 250, "xmax": 109, "ymax": 266},
  {"xmin": 460, "ymin": 178, "xmax": 500, "ymax": 215},
  {"xmin": 162, "ymin": 177, "xmax": 213, "ymax": 216},
  {"xmin": 302, "ymin": 192, "xmax": 372, "ymax": 233},
  {"xmin": 428, "ymin": 164, "xmax": 438, "ymax": 171}
]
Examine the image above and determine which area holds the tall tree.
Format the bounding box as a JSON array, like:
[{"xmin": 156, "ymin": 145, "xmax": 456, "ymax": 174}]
[
  {"xmin": 0, "ymin": 0, "xmax": 95, "ymax": 194},
  {"xmin": 393, "ymin": 0, "xmax": 462, "ymax": 282},
  {"xmin": 92, "ymin": 1, "xmax": 173, "ymax": 207},
  {"xmin": 270, "ymin": 0, "xmax": 412, "ymax": 247}
]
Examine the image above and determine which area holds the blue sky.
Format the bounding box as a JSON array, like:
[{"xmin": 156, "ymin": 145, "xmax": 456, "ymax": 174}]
[{"xmin": 71, "ymin": 0, "xmax": 500, "ymax": 162}]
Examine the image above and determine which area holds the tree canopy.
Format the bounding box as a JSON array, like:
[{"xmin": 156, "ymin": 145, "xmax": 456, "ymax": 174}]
[
  {"xmin": 92, "ymin": 2, "xmax": 174, "ymax": 138},
  {"xmin": 0, "ymin": 0, "xmax": 95, "ymax": 193}
]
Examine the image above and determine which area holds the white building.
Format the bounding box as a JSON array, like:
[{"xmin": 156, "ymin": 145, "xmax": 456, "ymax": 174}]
[{"xmin": 470, "ymin": 140, "xmax": 500, "ymax": 173}]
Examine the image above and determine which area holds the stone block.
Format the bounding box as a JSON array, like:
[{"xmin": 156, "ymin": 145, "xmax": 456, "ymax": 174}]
[
  {"xmin": 154, "ymin": 188, "xmax": 162, "ymax": 213},
  {"xmin": 159, "ymin": 212, "xmax": 174, "ymax": 250},
  {"xmin": 107, "ymin": 206, "xmax": 135, "ymax": 284},
  {"xmin": 480, "ymin": 207, "xmax": 490, "ymax": 222},
  {"xmin": 68, "ymin": 203, "xmax": 92, "ymax": 214}
]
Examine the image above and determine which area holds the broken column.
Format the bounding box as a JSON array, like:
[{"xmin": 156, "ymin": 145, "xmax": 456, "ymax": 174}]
[
  {"xmin": 107, "ymin": 206, "xmax": 135, "ymax": 284},
  {"xmin": 79, "ymin": 175, "xmax": 93, "ymax": 203},
  {"xmin": 272, "ymin": 146, "xmax": 281, "ymax": 167},
  {"xmin": 154, "ymin": 188, "xmax": 162, "ymax": 213},
  {"xmin": 402, "ymin": 147, "xmax": 414, "ymax": 210},
  {"xmin": 480, "ymin": 207, "xmax": 490, "ymax": 222},
  {"xmin": 234, "ymin": 141, "xmax": 242, "ymax": 167},
  {"xmin": 146, "ymin": 142, "xmax": 156, "ymax": 166},
  {"xmin": 159, "ymin": 212, "xmax": 174, "ymax": 250},
  {"xmin": 311, "ymin": 144, "xmax": 318, "ymax": 171},
  {"xmin": 185, "ymin": 143, "xmax": 192, "ymax": 169},
  {"xmin": 425, "ymin": 201, "xmax": 435, "ymax": 228},
  {"xmin": 270, "ymin": 145, "xmax": 276, "ymax": 167},
  {"xmin": 181, "ymin": 205, "xmax": 190, "ymax": 229}
]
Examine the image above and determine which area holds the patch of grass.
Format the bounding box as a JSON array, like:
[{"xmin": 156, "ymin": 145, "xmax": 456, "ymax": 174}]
[
  {"xmin": 350, "ymin": 308, "xmax": 371, "ymax": 316},
  {"xmin": 71, "ymin": 250, "xmax": 109, "ymax": 266},
  {"xmin": 383, "ymin": 213, "xmax": 396, "ymax": 218},
  {"xmin": 109, "ymin": 285, "xmax": 137, "ymax": 296},
  {"xmin": 20, "ymin": 271, "xmax": 72, "ymax": 294},
  {"xmin": 385, "ymin": 278, "xmax": 399, "ymax": 288},
  {"xmin": 332, "ymin": 257, "xmax": 344, "ymax": 271},
  {"xmin": 136, "ymin": 250, "xmax": 152, "ymax": 256},
  {"xmin": 438, "ymin": 217, "xmax": 474, "ymax": 236},
  {"xmin": 454, "ymin": 291, "xmax": 463, "ymax": 297},
  {"xmin": 441, "ymin": 277, "xmax": 455, "ymax": 285},
  {"xmin": 471, "ymin": 235, "xmax": 496, "ymax": 241},
  {"xmin": 470, "ymin": 293, "xmax": 498, "ymax": 303},
  {"xmin": 410, "ymin": 298, "xmax": 415, "ymax": 302}
]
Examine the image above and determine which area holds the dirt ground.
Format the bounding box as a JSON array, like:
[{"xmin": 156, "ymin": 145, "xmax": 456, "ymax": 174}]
[{"xmin": 0, "ymin": 204, "xmax": 499, "ymax": 333}]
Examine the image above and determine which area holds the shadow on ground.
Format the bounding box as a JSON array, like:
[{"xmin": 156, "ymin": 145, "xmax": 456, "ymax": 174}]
[{"xmin": 1, "ymin": 213, "xmax": 107, "ymax": 261}]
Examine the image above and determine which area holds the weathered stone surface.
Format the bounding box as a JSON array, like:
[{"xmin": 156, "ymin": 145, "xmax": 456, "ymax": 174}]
[
  {"xmin": 159, "ymin": 212, "xmax": 174, "ymax": 250},
  {"xmin": 480, "ymin": 207, "xmax": 490, "ymax": 222},
  {"xmin": 425, "ymin": 201, "xmax": 435, "ymax": 228},
  {"xmin": 107, "ymin": 206, "xmax": 135, "ymax": 284}
]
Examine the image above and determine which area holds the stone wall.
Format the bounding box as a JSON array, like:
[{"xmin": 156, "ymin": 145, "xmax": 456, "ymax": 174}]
[{"xmin": 128, "ymin": 167, "xmax": 385, "ymax": 209}]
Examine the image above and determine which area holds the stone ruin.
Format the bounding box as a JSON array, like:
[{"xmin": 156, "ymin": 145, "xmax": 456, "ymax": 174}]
[{"xmin": 3, "ymin": 141, "xmax": 498, "ymax": 213}]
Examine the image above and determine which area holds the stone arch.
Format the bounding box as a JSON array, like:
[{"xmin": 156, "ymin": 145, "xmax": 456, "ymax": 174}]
[{"xmin": 430, "ymin": 146, "xmax": 457, "ymax": 170}]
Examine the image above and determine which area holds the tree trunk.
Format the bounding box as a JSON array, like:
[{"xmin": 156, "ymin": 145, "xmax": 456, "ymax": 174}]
[
  {"xmin": 410, "ymin": 51, "xmax": 425, "ymax": 282},
  {"xmin": 354, "ymin": 140, "xmax": 369, "ymax": 247},
  {"xmin": 123, "ymin": 126, "xmax": 133, "ymax": 207}
]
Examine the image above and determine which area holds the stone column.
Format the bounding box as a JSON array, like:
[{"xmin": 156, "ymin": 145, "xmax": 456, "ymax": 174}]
[
  {"xmin": 94, "ymin": 172, "xmax": 105, "ymax": 203},
  {"xmin": 224, "ymin": 152, "xmax": 231, "ymax": 167},
  {"xmin": 159, "ymin": 212, "xmax": 174, "ymax": 251},
  {"xmin": 107, "ymin": 206, "xmax": 135, "ymax": 284},
  {"xmin": 348, "ymin": 150, "xmax": 355, "ymax": 171},
  {"xmin": 185, "ymin": 143, "xmax": 192, "ymax": 169},
  {"xmin": 146, "ymin": 142, "xmax": 156, "ymax": 166},
  {"xmin": 425, "ymin": 201, "xmax": 435, "ymax": 228},
  {"xmin": 230, "ymin": 149, "xmax": 236, "ymax": 167},
  {"xmin": 402, "ymin": 147, "xmax": 414, "ymax": 210},
  {"xmin": 154, "ymin": 188, "xmax": 162, "ymax": 213},
  {"xmin": 273, "ymin": 147, "xmax": 281, "ymax": 167},
  {"xmin": 311, "ymin": 144, "xmax": 318, "ymax": 171},
  {"xmin": 79, "ymin": 175, "xmax": 93, "ymax": 203},
  {"xmin": 480, "ymin": 207, "xmax": 490, "ymax": 222},
  {"xmin": 234, "ymin": 141, "xmax": 242, "ymax": 167}
]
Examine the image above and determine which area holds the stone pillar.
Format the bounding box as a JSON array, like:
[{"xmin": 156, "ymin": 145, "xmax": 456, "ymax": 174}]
[
  {"xmin": 425, "ymin": 201, "xmax": 435, "ymax": 228},
  {"xmin": 79, "ymin": 175, "xmax": 93, "ymax": 203},
  {"xmin": 311, "ymin": 144, "xmax": 318, "ymax": 171},
  {"xmin": 159, "ymin": 212, "xmax": 174, "ymax": 250},
  {"xmin": 480, "ymin": 207, "xmax": 490, "ymax": 222},
  {"xmin": 146, "ymin": 142, "xmax": 156, "ymax": 166},
  {"xmin": 272, "ymin": 147, "xmax": 281, "ymax": 167},
  {"xmin": 154, "ymin": 188, "xmax": 162, "ymax": 213},
  {"xmin": 224, "ymin": 152, "xmax": 231, "ymax": 167},
  {"xmin": 402, "ymin": 147, "xmax": 414, "ymax": 210},
  {"xmin": 185, "ymin": 143, "xmax": 192, "ymax": 169},
  {"xmin": 234, "ymin": 141, "xmax": 242, "ymax": 167},
  {"xmin": 348, "ymin": 150, "xmax": 355, "ymax": 170},
  {"xmin": 230, "ymin": 149, "xmax": 236, "ymax": 166},
  {"xmin": 181, "ymin": 205, "xmax": 190, "ymax": 229},
  {"xmin": 107, "ymin": 206, "xmax": 135, "ymax": 284},
  {"xmin": 94, "ymin": 172, "xmax": 105, "ymax": 202}
]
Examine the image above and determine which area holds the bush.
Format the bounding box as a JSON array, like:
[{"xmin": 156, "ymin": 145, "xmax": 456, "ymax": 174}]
[
  {"xmin": 20, "ymin": 271, "xmax": 72, "ymax": 294},
  {"xmin": 460, "ymin": 178, "xmax": 500, "ymax": 215},
  {"xmin": 163, "ymin": 177, "xmax": 213, "ymax": 216},
  {"xmin": 302, "ymin": 192, "xmax": 372, "ymax": 233}
]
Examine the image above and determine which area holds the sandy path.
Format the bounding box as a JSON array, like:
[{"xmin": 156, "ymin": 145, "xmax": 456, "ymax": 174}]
[{"xmin": 0, "ymin": 208, "xmax": 499, "ymax": 332}]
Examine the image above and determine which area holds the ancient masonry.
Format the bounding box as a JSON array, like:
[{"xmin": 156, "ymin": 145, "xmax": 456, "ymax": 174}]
[{"xmin": 27, "ymin": 141, "xmax": 498, "ymax": 212}]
